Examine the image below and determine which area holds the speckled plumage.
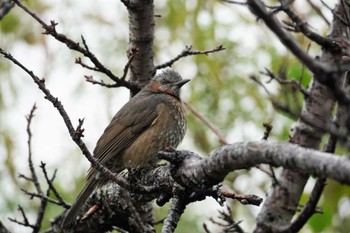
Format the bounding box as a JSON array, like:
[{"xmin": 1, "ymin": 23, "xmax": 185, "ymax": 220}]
[{"xmin": 62, "ymin": 70, "xmax": 189, "ymax": 229}]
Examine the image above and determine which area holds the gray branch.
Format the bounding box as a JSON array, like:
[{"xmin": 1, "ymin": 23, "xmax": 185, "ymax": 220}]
[{"xmin": 175, "ymin": 141, "xmax": 350, "ymax": 187}]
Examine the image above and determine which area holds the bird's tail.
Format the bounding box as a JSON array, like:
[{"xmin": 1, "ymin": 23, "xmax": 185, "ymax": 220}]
[{"xmin": 61, "ymin": 178, "xmax": 98, "ymax": 229}]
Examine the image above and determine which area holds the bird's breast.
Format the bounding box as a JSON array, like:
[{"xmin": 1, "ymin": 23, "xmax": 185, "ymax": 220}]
[{"xmin": 121, "ymin": 94, "xmax": 187, "ymax": 167}]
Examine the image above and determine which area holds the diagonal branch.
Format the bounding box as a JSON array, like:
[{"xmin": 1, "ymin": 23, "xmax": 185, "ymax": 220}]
[
  {"xmin": 156, "ymin": 45, "xmax": 226, "ymax": 69},
  {"xmin": 0, "ymin": 49, "xmax": 136, "ymax": 193},
  {"xmin": 11, "ymin": 0, "xmax": 135, "ymax": 91}
]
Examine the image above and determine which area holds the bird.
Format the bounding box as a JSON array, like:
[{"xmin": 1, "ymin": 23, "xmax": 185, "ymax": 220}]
[{"xmin": 61, "ymin": 69, "xmax": 189, "ymax": 228}]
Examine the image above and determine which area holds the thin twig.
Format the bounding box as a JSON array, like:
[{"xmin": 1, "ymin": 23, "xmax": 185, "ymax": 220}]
[
  {"xmin": 220, "ymin": 190, "xmax": 263, "ymax": 206},
  {"xmin": 262, "ymin": 122, "xmax": 273, "ymax": 140},
  {"xmin": 222, "ymin": 0, "xmax": 246, "ymax": 6},
  {"xmin": 26, "ymin": 104, "xmax": 42, "ymax": 194},
  {"xmin": 184, "ymin": 101, "xmax": 228, "ymax": 145},
  {"xmin": 0, "ymin": 49, "xmax": 158, "ymax": 194},
  {"xmin": 20, "ymin": 188, "xmax": 69, "ymax": 207},
  {"xmin": 262, "ymin": 68, "xmax": 309, "ymax": 97},
  {"xmin": 8, "ymin": 205, "xmax": 36, "ymax": 229},
  {"xmin": 306, "ymin": 0, "xmax": 330, "ymax": 25},
  {"xmin": 208, "ymin": 206, "xmax": 244, "ymax": 233},
  {"xmin": 156, "ymin": 45, "xmax": 225, "ymax": 69},
  {"xmin": 280, "ymin": 1, "xmax": 340, "ymax": 52},
  {"xmin": 40, "ymin": 163, "xmax": 70, "ymax": 208},
  {"xmin": 11, "ymin": 0, "xmax": 135, "ymax": 90},
  {"xmin": 84, "ymin": 48, "xmax": 139, "ymax": 88}
]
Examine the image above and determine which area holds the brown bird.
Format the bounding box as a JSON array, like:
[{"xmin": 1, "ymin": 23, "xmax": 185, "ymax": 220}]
[{"xmin": 62, "ymin": 70, "xmax": 189, "ymax": 228}]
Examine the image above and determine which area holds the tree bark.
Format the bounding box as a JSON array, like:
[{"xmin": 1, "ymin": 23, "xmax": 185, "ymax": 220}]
[{"xmin": 254, "ymin": 2, "xmax": 348, "ymax": 232}]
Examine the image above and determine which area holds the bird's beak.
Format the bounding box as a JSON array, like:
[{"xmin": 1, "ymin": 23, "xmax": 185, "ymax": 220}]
[{"xmin": 174, "ymin": 79, "xmax": 190, "ymax": 88}]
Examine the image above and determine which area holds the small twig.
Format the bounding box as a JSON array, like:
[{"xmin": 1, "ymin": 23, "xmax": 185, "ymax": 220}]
[
  {"xmin": 84, "ymin": 48, "xmax": 138, "ymax": 88},
  {"xmin": 208, "ymin": 206, "xmax": 244, "ymax": 233},
  {"xmin": 11, "ymin": 0, "xmax": 134, "ymax": 90},
  {"xmin": 306, "ymin": 0, "xmax": 330, "ymax": 26},
  {"xmin": 74, "ymin": 118, "xmax": 85, "ymax": 138},
  {"xmin": 8, "ymin": 205, "xmax": 36, "ymax": 229},
  {"xmin": 121, "ymin": 47, "xmax": 138, "ymax": 80},
  {"xmin": 262, "ymin": 68, "xmax": 309, "ymax": 97},
  {"xmin": 26, "ymin": 104, "xmax": 42, "ymax": 194},
  {"xmin": 81, "ymin": 204, "xmax": 100, "ymax": 221},
  {"xmin": 40, "ymin": 163, "xmax": 70, "ymax": 208},
  {"xmin": 280, "ymin": 1, "xmax": 340, "ymax": 52},
  {"xmin": 20, "ymin": 188, "xmax": 69, "ymax": 207},
  {"xmin": 0, "ymin": 49, "xmax": 162, "ymax": 195},
  {"xmin": 156, "ymin": 45, "xmax": 225, "ymax": 69},
  {"xmin": 220, "ymin": 190, "xmax": 263, "ymax": 206},
  {"xmin": 262, "ymin": 122, "xmax": 273, "ymax": 140},
  {"xmin": 184, "ymin": 102, "xmax": 228, "ymax": 145},
  {"xmin": 18, "ymin": 173, "xmax": 34, "ymax": 182},
  {"xmin": 85, "ymin": 75, "xmax": 120, "ymax": 88},
  {"xmin": 222, "ymin": 0, "xmax": 247, "ymax": 5},
  {"xmin": 203, "ymin": 223, "xmax": 211, "ymax": 233},
  {"xmin": 269, "ymin": 165, "xmax": 280, "ymax": 186},
  {"xmin": 246, "ymin": 0, "xmax": 329, "ymax": 78},
  {"xmin": 75, "ymin": 57, "xmax": 100, "ymax": 72}
]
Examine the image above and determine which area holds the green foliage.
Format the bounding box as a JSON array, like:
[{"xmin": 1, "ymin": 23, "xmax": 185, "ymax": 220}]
[{"xmin": 0, "ymin": 12, "xmax": 20, "ymax": 34}]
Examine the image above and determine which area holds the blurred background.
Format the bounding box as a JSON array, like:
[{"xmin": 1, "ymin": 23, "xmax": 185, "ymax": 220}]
[{"xmin": 1, "ymin": 0, "xmax": 349, "ymax": 232}]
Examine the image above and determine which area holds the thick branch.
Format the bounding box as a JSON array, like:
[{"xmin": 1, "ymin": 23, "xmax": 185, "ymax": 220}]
[
  {"xmin": 0, "ymin": 0, "xmax": 14, "ymax": 19},
  {"xmin": 126, "ymin": 0, "xmax": 156, "ymax": 95},
  {"xmin": 253, "ymin": 1, "xmax": 347, "ymax": 232},
  {"xmin": 175, "ymin": 141, "xmax": 350, "ymax": 187},
  {"xmin": 246, "ymin": 0, "xmax": 324, "ymax": 75}
]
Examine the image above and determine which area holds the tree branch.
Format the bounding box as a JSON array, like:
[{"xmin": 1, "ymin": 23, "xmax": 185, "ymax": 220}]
[
  {"xmin": 11, "ymin": 0, "xmax": 135, "ymax": 91},
  {"xmin": 156, "ymin": 45, "xmax": 226, "ymax": 69},
  {"xmin": 170, "ymin": 141, "xmax": 350, "ymax": 187}
]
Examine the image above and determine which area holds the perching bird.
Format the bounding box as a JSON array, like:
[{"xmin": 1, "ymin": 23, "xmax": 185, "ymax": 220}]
[{"xmin": 62, "ymin": 70, "xmax": 189, "ymax": 228}]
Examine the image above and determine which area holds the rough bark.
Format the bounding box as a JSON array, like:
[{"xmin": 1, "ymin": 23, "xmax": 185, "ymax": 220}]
[
  {"xmin": 126, "ymin": 0, "xmax": 156, "ymax": 96},
  {"xmin": 253, "ymin": 2, "xmax": 348, "ymax": 232}
]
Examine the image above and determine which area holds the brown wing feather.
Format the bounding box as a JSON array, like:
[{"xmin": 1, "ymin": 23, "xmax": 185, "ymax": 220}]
[{"xmin": 86, "ymin": 92, "xmax": 160, "ymax": 180}]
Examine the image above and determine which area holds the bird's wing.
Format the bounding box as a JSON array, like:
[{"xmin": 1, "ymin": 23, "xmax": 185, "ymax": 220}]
[{"xmin": 92, "ymin": 93, "xmax": 160, "ymax": 167}]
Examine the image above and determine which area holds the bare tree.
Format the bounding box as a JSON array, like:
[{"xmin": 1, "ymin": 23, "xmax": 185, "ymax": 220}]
[{"xmin": 1, "ymin": 0, "xmax": 350, "ymax": 232}]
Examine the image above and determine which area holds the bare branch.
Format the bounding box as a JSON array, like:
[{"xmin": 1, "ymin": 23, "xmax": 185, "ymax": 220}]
[
  {"xmin": 0, "ymin": 49, "xmax": 137, "ymax": 192},
  {"xmin": 279, "ymin": 0, "xmax": 340, "ymax": 52},
  {"xmin": 262, "ymin": 122, "xmax": 273, "ymax": 140},
  {"xmin": 262, "ymin": 68, "xmax": 309, "ymax": 97},
  {"xmin": 40, "ymin": 163, "xmax": 70, "ymax": 208},
  {"xmin": 25, "ymin": 104, "xmax": 42, "ymax": 194},
  {"xmin": 8, "ymin": 206, "xmax": 35, "ymax": 229},
  {"xmin": 156, "ymin": 45, "xmax": 226, "ymax": 69},
  {"xmin": 220, "ymin": 190, "xmax": 263, "ymax": 206},
  {"xmin": 184, "ymin": 102, "xmax": 228, "ymax": 145},
  {"xmin": 306, "ymin": 0, "xmax": 331, "ymax": 25},
  {"xmin": 11, "ymin": 0, "xmax": 135, "ymax": 91},
  {"xmin": 84, "ymin": 47, "xmax": 138, "ymax": 88},
  {"xmin": 161, "ymin": 195, "xmax": 187, "ymax": 233},
  {"xmin": 0, "ymin": 0, "xmax": 14, "ymax": 19},
  {"xmin": 208, "ymin": 206, "xmax": 244, "ymax": 233},
  {"xmin": 167, "ymin": 141, "xmax": 350, "ymax": 187}
]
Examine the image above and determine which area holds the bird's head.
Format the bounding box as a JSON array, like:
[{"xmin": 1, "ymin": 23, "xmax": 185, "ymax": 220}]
[{"xmin": 146, "ymin": 70, "xmax": 190, "ymax": 98}]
